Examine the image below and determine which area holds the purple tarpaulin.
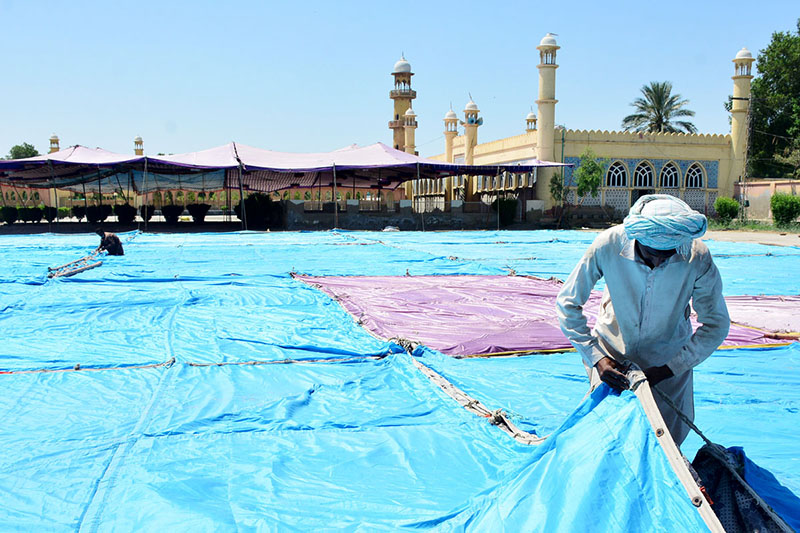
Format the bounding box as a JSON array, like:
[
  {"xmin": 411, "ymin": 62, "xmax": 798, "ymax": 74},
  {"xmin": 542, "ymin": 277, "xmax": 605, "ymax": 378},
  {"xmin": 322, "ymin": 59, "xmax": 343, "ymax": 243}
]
[
  {"xmin": 297, "ymin": 274, "xmax": 789, "ymax": 357},
  {"xmin": 0, "ymin": 142, "xmax": 571, "ymax": 192},
  {"xmin": 725, "ymin": 295, "xmax": 800, "ymax": 334}
]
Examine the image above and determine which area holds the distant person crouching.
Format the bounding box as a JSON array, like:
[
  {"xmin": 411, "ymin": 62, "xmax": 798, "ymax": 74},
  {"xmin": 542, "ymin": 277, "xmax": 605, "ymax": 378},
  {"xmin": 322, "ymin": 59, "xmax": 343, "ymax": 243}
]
[{"xmin": 95, "ymin": 229, "xmax": 124, "ymax": 256}]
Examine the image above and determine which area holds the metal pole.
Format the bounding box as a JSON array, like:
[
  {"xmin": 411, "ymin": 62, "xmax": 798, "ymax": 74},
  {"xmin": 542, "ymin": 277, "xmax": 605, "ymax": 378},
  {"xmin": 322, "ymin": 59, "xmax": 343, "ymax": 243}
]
[
  {"xmin": 497, "ymin": 167, "xmax": 501, "ymax": 231},
  {"xmin": 417, "ymin": 163, "xmax": 424, "ymax": 232},
  {"xmin": 47, "ymin": 160, "xmax": 56, "ymax": 233},
  {"xmin": 143, "ymin": 158, "xmax": 149, "ymax": 232},
  {"xmin": 238, "ymin": 166, "xmax": 247, "ymax": 230},
  {"xmin": 332, "ymin": 164, "xmax": 338, "ymax": 229},
  {"xmin": 82, "ymin": 182, "xmax": 88, "ymax": 223}
]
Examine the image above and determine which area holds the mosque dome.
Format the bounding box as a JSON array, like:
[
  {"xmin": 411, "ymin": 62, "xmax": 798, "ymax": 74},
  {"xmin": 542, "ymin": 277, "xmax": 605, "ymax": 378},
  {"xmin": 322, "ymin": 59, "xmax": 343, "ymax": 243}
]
[
  {"xmin": 735, "ymin": 47, "xmax": 753, "ymax": 59},
  {"xmin": 404, "ymin": 108, "xmax": 416, "ymax": 117},
  {"xmin": 444, "ymin": 109, "xmax": 458, "ymax": 120},
  {"xmin": 134, "ymin": 136, "xmax": 143, "ymax": 142},
  {"xmin": 464, "ymin": 100, "xmax": 479, "ymax": 112},
  {"xmin": 526, "ymin": 112, "xmax": 537, "ymax": 120},
  {"xmin": 393, "ymin": 56, "xmax": 411, "ymax": 74},
  {"xmin": 539, "ymin": 33, "xmax": 558, "ymax": 47},
  {"xmin": 50, "ymin": 134, "xmax": 59, "ymax": 141}
]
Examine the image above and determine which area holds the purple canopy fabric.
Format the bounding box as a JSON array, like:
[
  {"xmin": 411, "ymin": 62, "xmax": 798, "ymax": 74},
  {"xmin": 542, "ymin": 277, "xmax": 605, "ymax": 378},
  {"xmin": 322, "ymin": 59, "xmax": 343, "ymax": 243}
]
[
  {"xmin": 296, "ymin": 274, "xmax": 788, "ymax": 357},
  {"xmin": 0, "ymin": 142, "xmax": 570, "ymax": 193}
]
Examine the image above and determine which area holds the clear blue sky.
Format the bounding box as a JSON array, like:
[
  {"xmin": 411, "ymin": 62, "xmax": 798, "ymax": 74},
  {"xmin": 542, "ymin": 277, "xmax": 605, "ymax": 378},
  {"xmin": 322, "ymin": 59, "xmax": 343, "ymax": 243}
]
[{"xmin": 1, "ymin": 0, "xmax": 796, "ymax": 158}]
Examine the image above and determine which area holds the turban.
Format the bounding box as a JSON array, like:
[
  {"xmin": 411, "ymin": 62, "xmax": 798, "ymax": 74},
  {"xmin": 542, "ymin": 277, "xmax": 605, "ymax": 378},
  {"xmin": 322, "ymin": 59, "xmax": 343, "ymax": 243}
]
[{"xmin": 623, "ymin": 194, "xmax": 707, "ymax": 256}]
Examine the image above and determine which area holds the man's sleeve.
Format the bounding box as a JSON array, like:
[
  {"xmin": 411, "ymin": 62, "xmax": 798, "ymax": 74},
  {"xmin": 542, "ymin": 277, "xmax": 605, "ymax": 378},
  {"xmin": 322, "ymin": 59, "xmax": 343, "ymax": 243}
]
[
  {"xmin": 556, "ymin": 239, "xmax": 608, "ymax": 368},
  {"xmin": 666, "ymin": 255, "xmax": 730, "ymax": 376}
]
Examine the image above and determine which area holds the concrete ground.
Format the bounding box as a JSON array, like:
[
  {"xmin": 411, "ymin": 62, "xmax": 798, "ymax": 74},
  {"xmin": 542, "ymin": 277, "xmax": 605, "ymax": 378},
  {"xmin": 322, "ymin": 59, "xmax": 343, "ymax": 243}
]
[
  {"xmin": 2, "ymin": 219, "xmax": 800, "ymax": 247},
  {"xmin": 703, "ymin": 229, "xmax": 800, "ymax": 247}
]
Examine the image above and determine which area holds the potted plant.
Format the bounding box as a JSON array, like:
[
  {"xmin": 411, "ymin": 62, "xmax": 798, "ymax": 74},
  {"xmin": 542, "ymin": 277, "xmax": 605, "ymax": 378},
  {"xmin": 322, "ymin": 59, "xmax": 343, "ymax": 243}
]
[
  {"xmin": 86, "ymin": 204, "xmax": 112, "ymax": 223},
  {"xmin": 114, "ymin": 203, "xmax": 137, "ymax": 224},
  {"xmin": 140, "ymin": 205, "xmax": 155, "ymax": 222},
  {"xmin": 43, "ymin": 206, "xmax": 59, "ymax": 222},
  {"xmin": 0, "ymin": 206, "xmax": 17, "ymax": 224},
  {"xmin": 71, "ymin": 205, "xmax": 86, "ymax": 221},
  {"xmin": 18, "ymin": 206, "xmax": 43, "ymax": 223},
  {"xmin": 161, "ymin": 204, "xmax": 184, "ymax": 224},
  {"xmin": 186, "ymin": 203, "xmax": 211, "ymax": 223}
]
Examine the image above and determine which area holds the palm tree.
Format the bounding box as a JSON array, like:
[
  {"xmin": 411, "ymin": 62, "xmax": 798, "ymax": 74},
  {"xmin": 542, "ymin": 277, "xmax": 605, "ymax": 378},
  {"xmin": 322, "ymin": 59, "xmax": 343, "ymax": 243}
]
[{"xmin": 621, "ymin": 81, "xmax": 697, "ymax": 133}]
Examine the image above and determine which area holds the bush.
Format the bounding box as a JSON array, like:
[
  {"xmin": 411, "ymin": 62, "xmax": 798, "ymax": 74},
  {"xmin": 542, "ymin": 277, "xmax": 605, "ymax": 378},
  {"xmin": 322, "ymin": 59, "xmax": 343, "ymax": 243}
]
[
  {"xmin": 186, "ymin": 203, "xmax": 211, "ymax": 223},
  {"xmin": 161, "ymin": 204, "xmax": 185, "ymax": 224},
  {"xmin": 771, "ymin": 193, "xmax": 800, "ymax": 227},
  {"xmin": 490, "ymin": 198, "xmax": 518, "ymax": 227},
  {"xmin": 86, "ymin": 204, "xmax": 112, "ymax": 224},
  {"xmin": 71, "ymin": 205, "xmax": 86, "ymax": 221},
  {"xmin": 233, "ymin": 193, "xmax": 283, "ymax": 229},
  {"xmin": 114, "ymin": 203, "xmax": 137, "ymax": 224},
  {"xmin": 18, "ymin": 207, "xmax": 43, "ymax": 223},
  {"xmin": 58, "ymin": 207, "xmax": 71, "ymax": 219},
  {"xmin": 714, "ymin": 197, "xmax": 740, "ymax": 225},
  {"xmin": 140, "ymin": 205, "xmax": 155, "ymax": 222},
  {"xmin": 1, "ymin": 206, "xmax": 18, "ymax": 224}
]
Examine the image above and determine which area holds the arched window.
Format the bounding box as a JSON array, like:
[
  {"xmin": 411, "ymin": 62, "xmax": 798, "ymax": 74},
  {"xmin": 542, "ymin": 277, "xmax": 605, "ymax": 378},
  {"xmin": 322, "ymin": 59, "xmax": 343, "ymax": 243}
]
[
  {"xmin": 660, "ymin": 163, "xmax": 679, "ymax": 188},
  {"xmin": 633, "ymin": 162, "xmax": 654, "ymax": 188},
  {"xmin": 685, "ymin": 164, "xmax": 704, "ymax": 188},
  {"xmin": 606, "ymin": 162, "xmax": 627, "ymax": 187}
]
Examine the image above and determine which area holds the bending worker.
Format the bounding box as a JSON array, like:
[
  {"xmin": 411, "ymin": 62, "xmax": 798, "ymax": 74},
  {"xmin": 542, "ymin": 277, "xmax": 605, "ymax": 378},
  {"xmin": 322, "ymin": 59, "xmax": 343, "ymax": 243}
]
[
  {"xmin": 556, "ymin": 194, "xmax": 729, "ymax": 445},
  {"xmin": 95, "ymin": 229, "xmax": 124, "ymax": 256}
]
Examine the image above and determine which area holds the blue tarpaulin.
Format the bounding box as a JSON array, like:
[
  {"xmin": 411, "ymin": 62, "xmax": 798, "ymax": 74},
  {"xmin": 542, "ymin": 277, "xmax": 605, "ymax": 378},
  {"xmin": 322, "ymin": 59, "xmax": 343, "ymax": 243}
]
[{"xmin": 0, "ymin": 230, "xmax": 797, "ymax": 530}]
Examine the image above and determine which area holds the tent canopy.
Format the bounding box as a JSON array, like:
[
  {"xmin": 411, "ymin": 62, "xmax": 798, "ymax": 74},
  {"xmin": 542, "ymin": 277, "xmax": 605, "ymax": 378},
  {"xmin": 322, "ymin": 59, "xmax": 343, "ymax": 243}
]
[{"xmin": 0, "ymin": 142, "xmax": 570, "ymax": 194}]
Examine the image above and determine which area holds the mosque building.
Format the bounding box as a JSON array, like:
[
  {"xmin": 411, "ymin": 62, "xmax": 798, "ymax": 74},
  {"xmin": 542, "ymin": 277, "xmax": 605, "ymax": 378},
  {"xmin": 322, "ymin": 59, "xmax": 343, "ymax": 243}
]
[{"xmin": 399, "ymin": 34, "xmax": 754, "ymax": 219}]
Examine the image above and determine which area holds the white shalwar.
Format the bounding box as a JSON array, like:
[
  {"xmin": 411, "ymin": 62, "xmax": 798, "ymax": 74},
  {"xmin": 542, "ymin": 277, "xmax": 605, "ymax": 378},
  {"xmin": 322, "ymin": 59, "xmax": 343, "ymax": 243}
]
[{"xmin": 556, "ymin": 225, "xmax": 730, "ymax": 444}]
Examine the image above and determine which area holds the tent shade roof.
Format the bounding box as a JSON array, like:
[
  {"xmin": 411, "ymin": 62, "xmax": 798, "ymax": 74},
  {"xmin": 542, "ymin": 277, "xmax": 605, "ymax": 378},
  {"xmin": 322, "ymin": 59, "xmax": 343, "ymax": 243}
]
[{"xmin": 0, "ymin": 142, "xmax": 570, "ymax": 193}]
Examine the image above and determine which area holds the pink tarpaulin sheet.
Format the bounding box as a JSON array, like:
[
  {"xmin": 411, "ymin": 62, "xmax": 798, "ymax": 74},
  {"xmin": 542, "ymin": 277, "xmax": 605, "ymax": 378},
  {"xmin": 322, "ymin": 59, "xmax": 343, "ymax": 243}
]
[
  {"xmin": 725, "ymin": 295, "xmax": 800, "ymax": 334},
  {"xmin": 296, "ymin": 275, "xmax": 789, "ymax": 357}
]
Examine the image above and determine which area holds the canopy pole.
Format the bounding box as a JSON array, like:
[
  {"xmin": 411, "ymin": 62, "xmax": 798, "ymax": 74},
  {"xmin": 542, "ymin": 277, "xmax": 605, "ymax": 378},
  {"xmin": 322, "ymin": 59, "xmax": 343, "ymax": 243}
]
[
  {"xmin": 82, "ymin": 182, "xmax": 88, "ymax": 223},
  {"xmin": 496, "ymin": 167, "xmax": 501, "ymax": 232},
  {"xmin": 417, "ymin": 163, "xmax": 424, "ymax": 232},
  {"xmin": 332, "ymin": 164, "xmax": 338, "ymax": 230},
  {"xmin": 238, "ymin": 166, "xmax": 247, "ymax": 231},
  {"xmin": 143, "ymin": 158, "xmax": 149, "ymax": 232},
  {"xmin": 47, "ymin": 160, "xmax": 57, "ymax": 233}
]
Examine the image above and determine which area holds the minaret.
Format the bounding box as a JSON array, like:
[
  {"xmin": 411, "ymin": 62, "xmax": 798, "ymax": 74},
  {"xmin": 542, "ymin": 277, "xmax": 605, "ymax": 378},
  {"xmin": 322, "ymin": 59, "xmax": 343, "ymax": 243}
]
[
  {"xmin": 525, "ymin": 111, "xmax": 537, "ymax": 133},
  {"xmin": 535, "ymin": 33, "xmax": 560, "ymax": 207},
  {"xmin": 403, "ymin": 108, "xmax": 417, "ymax": 155},
  {"xmin": 462, "ymin": 99, "xmax": 481, "ymax": 165},
  {"xmin": 134, "ymin": 136, "xmax": 144, "ymax": 156},
  {"xmin": 49, "ymin": 134, "xmax": 60, "ymax": 153},
  {"xmin": 443, "ymin": 108, "xmax": 458, "ymax": 162},
  {"xmin": 730, "ymin": 47, "xmax": 754, "ymax": 191},
  {"xmin": 389, "ymin": 55, "xmax": 416, "ymax": 151}
]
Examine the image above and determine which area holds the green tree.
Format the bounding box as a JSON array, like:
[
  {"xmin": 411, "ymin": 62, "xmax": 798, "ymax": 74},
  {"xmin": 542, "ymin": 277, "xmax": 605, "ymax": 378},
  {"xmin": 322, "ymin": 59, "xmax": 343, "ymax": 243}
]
[
  {"xmin": 6, "ymin": 143, "xmax": 39, "ymax": 160},
  {"xmin": 748, "ymin": 20, "xmax": 800, "ymax": 178},
  {"xmin": 573, "ymin": 148, "xmax": 608, "ymax": 204},
  {"xmin": 622, "ymin": 81, "xmax": 697, "ymax": 133}
]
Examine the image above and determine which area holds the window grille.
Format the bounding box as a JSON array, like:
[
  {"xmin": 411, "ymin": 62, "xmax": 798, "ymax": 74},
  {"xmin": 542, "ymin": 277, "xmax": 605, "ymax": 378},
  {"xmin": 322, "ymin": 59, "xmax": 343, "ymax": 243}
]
[
  {"xmin": 634, "ymin": 163, "xmax": 654, "ymax": 188},
  {"xmin": 660, "ymin": 163, "xmax": 679, "ymax": 188},
  {"xmin": 606, "ymin": 162, "xmax": 627, "ymax": 187},
  {"xmin": 686, "ymin": 164, "xmax": 704, "ymax": 188}
]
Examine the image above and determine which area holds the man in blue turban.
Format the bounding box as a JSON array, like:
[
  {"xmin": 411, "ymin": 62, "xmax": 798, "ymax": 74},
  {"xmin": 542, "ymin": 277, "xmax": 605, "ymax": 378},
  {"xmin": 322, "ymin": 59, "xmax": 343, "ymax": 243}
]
[{"xmin": 556, "ymin": 194, "xmax": 730, "ymax": 444}]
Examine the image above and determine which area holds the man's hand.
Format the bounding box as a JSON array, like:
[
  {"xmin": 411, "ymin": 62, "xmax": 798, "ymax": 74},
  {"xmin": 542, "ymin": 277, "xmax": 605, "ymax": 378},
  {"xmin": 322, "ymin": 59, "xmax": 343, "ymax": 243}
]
[
  {"xmin": 595, "ymin": 357, "xmax": 629, "ymax": 391},
  {"xmin": 643, "ymin": 365, "xmax": 674, "ymax": 387}
]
